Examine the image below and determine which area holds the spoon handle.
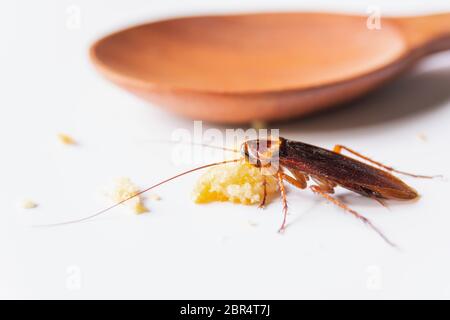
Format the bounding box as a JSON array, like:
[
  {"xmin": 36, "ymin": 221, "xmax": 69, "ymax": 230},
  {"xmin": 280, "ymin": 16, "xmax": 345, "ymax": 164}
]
[{"xmin": 391, "ymin": 13, "xmax": 450, "ymax": 54}]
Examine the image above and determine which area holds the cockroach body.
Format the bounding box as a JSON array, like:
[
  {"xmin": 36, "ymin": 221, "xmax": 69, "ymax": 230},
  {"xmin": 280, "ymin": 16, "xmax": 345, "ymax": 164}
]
[
  {"xmin": 244, "ymin": 137, "xmax": 419, "ymax": 200},
  {"xmin": 44, "ymin": 137, "xmax": 438, "ymax": 247},
  {"xmin": 241, "ymin": 137, "xmax": 433, "ymax": 246}
]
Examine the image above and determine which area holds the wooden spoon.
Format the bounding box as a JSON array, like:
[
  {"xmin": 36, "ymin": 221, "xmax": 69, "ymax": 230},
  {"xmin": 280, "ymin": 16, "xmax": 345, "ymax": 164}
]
[{"xmin": 90, "ymin": 12, "xmax": 450, "ymax": 123}]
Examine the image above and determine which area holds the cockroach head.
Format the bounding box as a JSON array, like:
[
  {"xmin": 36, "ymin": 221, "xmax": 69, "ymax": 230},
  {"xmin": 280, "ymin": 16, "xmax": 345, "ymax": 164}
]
[{"xmin": 240, "ymin": 138, "xmax": 280, "ymax": 168}]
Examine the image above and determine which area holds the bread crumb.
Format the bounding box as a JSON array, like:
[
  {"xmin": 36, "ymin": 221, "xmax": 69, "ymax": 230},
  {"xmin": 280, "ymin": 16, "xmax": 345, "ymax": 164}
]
[
  {"xmin": 22, "ymin": 199, "xmax": 38, "ymax": 209},
  {"xmin": 192, "ymin": 162, "xmax": 277, "ymax": 205},
  {"xmin": 417, "ymin": 133, "xmax": 428, "ymax": 142},
  {"xmin": 58, "ymin": 133, "xmax": 77, "ymax": 145},
  {"xmin": 133, "ymin": 202, "xmax": 149, "ymax": 214},
  {"xmin": 109, "ymin": 177, "xmax": 149, "ymax": 214},
  {"xmin": 148, "ymin": 194, "xmax": 161, "ymax": 201},
  {"xmin": 248, "ymin": 220, "xmax": 258, "ymax": 227}
]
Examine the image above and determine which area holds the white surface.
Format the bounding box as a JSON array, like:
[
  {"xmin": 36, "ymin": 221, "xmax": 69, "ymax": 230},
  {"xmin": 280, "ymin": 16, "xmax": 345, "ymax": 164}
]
[{"xmin": 1, "ymin": 0, "xmax": 450, "ymax": 299}]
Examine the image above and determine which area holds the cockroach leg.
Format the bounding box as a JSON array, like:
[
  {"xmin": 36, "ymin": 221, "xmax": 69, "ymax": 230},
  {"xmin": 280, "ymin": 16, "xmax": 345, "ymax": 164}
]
[
  {"xmin": 333, "ymin": 144, "xmax": 438, "ymax": 179},
  {"xmin": 371, "ymin": 196, "xmax": 389, "ymax": 210},
  {"xmin": 277, "ymin": 172, "xmax": 289, "ymax": 232},
  {"xmin": 280, "ymin": 172, "xmax": 307, "ymax": 190},
  {"xmin": 310, "ymin": 185, "xmax": 396, "ymax": 247},
  {"xmin": 290, "ymin": 169, "xmax": 309, "ymax": 185},
  {"xmin": 311, "ymin": 176, "xmax": 335, "ymax": 194},
  {"xmin": 275, "ymin": 171, "xmax": 308, "ymax": 229},
  {"xmin": 259, "ymin": 175, "xmax": 267, "ymax": 209}
]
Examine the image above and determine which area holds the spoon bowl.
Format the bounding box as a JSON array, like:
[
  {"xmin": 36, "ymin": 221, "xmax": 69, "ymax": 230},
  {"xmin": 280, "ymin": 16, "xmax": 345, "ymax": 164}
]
[{"xmin": 90, "ymin": 12, "xmax": 450, "ymax": 123}]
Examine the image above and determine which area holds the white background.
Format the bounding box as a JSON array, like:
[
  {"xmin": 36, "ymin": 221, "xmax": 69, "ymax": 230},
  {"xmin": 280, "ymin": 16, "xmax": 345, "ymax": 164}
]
[{"xmin": 1, "ymin": 0, "xmax": 450, "ymax": 299}]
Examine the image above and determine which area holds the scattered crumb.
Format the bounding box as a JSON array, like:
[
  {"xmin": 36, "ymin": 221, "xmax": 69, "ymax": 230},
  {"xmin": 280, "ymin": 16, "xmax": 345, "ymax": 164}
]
[
  {"xmin": 21, "ymin": 199, "xmax": 38, "ymax": 209},
  {"xmin": 109, "ymin": 177, "xmax": 149, "ymax": 214},
  {"xmin": 251, "ymin": 120, "xmax": 267, "ymax": 130},
  {"xmin": 148, "ymin": 194, "xmax": 161, "ymax": 201},
  {"xmin": 58, "ymin": 133, "xmax": 77, "ymax": 145},
  {"xmin": 248, "ymin": 220, "xmax": 258, "ymax": 227},
  {"xmin": 192, "ymin": 162, "xmax": 278, "ymax": 205},
  {"xmin": 134, "ymin": 202, "xmax": 149, "ymax": 214},
  {"xmin": 417, "ymin": 133, "xmax": 428, "ymax": 142},
  {"xmin": 219, "ymin": 235, "xmax": 231, "ymax": 244}
]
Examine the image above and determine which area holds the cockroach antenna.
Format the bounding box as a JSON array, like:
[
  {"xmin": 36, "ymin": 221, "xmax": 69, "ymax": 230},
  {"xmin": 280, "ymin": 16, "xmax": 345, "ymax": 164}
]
[
  {"xmin": 34, "ymin": 135, "xmax": 441, "ymax": 248},
  {"xmin": 139, "ymin": 138, "xmax": 240, "ymax": 154},
  {"xmin": 34, "ymin": 158, "xmax": 242, "ymax": 227}
]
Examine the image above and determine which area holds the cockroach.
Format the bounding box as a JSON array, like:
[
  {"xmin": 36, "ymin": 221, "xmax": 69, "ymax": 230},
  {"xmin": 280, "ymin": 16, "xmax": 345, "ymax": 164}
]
[{"xmin": 42, "ymin": 137, "xmax": 439, "ymax": 247}]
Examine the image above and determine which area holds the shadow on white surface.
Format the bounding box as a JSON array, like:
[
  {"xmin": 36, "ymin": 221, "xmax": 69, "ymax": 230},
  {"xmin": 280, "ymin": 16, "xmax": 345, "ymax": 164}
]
[{"xmin": 281, "ymin": 65, "xmax": 450, "ymax": 132}]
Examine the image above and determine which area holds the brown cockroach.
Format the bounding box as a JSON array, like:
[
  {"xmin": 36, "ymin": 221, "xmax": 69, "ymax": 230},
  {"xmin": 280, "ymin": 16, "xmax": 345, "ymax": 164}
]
[{"xmin": 43, "ymin": 137, "xmax": 439, "ymax": 247}]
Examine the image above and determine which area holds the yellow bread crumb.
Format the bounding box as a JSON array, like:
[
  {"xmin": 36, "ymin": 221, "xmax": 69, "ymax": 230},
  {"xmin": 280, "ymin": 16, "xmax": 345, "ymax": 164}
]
[
  {"xmin": 110, "ymin": 177, "xmax": 149, "ymax": 214},
  {"xmin": 22, "ymin": 199, "xmax": 38, "ymax": 209},
  {"xmin": 133, "ymin": 202, "xmax": 149, "ymax": 214},
  {"xmin": 58, "ymin": 133, "xmax": 77, "ymax": 145},
  {"xmin": 193, "ymin": 162, "xmax": 278, "ymax": 205}
]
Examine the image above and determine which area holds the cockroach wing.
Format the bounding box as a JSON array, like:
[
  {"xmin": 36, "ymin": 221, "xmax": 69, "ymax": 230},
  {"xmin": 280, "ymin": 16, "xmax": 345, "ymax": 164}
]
[{"xmin": 278, "ymin": 138, "xmax": 418, "ymax": 200}]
